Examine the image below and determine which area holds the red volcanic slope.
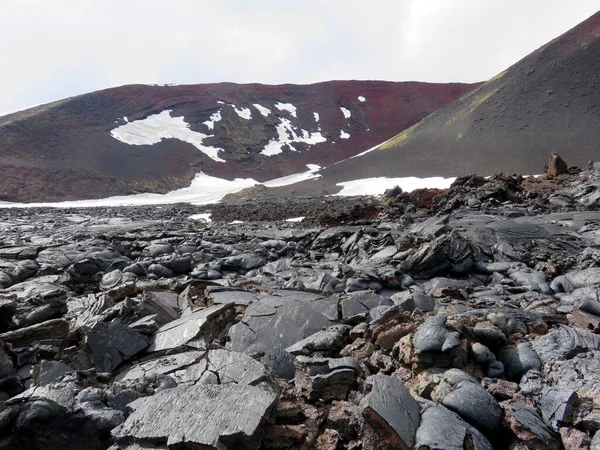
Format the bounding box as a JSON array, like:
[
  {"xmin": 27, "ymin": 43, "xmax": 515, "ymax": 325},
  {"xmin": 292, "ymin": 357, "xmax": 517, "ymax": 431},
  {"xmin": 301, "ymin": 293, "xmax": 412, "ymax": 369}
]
[{"xmin": 0, "ymin": 80, "xmax": 479, "ymax": 202}]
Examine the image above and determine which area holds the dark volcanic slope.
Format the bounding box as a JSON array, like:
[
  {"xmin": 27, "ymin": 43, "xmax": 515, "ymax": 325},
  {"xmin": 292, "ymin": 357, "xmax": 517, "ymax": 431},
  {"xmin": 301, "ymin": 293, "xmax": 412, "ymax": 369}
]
[
  {"xmin": 0, "ymin": 80, "xmax": 478, "ymax": 202},
  {"xmin": 308, "ymin": 11, "xmax": 600, "ymax": 187}
]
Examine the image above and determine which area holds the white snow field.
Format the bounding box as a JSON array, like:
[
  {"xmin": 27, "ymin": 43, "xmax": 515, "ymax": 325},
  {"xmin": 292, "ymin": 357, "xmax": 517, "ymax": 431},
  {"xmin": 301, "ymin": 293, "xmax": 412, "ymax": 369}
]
[
  {"xmin": 189, "ymin": 213, "xmax": 212, "ymax": 222},
  {"xmin": 313, "ymin": 112, "xmax": 320, "ymax": 123},
  {"xmin": 275, "ymin": 102, "xmax": 297, "ymax": 117},
  {"xmin": 253, "ymin": 103, "xmax": 271, "ymax": 117},
  {"xmin": 111, "ymin": 110, "xmax": 225, "ymax": 162},
  {"xmin": 262, "ymin": 164, "xmax": 321, "ymax": 187},
  {"xmin": 233, "ymin": 106, "xmax": 252, "ymax": 120},
  {"xmin": 0, "ymin": 165, "xmax": 323, "ymax": 209},
  {"xmin": 340, "ymin": 130, "xmax": 350, "ymax": 139},
  {"xmin": 340, "ymin": 107, "xmax": 351, "ymax": 119},
  {"xmin": 202, "ymin": 110, "xmax": 222, "ymax": 130},
  {"xmin": 334, "ymin": 176, "xmax": 456, "ymax": 196},
  {"xmin": 260, "ymin": 118, "xmax": 327, "ymax": 156},
  {"xmin": 358, "ymin": 96, "xmax": 366, "ymax": 102}
]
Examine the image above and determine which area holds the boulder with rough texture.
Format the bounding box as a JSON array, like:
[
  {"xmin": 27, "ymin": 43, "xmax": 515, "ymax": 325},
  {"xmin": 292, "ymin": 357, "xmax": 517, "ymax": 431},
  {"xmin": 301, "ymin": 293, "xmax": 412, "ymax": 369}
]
[
  {"xmin": 84, "ymin": 322, "xmax": 149, "ymax": 373},
  {"xmin": 149, "ymin": 302, "xmax": 235, "ymax": 352},
  {"xmin": 503, "ymin": 402, "xmax": 561, "ymax": 450},
  {"xmin": 228, "ymin": 294, "xmax": 334, "ymax": 378},
  {"xmin": 362, "ymin": 373, "xmax": 421, "ymax": 449},
  {"xmin": 111, "ymin": 384, "xmax": 277, "ymax": 449},
  {"xmin": 415, "ymin": 404, "xmax": 493, "ymax": 450},
  {"xmin": 413, "ymin": 315, "xmax": 460, "ymax": 354},
  {"xmin": 294, "ymin": 356, "xmax": 360, "ymax": 401}
]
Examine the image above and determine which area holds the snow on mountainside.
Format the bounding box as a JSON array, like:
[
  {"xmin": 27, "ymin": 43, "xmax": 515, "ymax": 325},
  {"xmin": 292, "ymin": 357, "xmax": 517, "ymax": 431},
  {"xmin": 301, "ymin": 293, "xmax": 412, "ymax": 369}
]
[{"xmin": 0, "ymin": 80, "xmax": 479, "ymax": 202}]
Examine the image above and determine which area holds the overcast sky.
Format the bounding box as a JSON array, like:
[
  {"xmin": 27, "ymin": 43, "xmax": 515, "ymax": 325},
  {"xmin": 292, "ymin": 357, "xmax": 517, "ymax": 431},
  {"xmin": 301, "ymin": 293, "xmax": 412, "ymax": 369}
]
[{"xmin": 1, "ymin": 0, "xmax": 598, "ymax": 113}]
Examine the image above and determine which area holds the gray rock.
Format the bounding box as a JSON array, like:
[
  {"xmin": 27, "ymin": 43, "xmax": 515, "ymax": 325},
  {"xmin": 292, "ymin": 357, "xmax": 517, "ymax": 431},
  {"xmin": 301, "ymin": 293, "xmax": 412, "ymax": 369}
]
[
  {"xmin": 531, "ymin": 325, "xmax": 600, "ymax": 364},
  {"xmin": 500, "ymin": 342, "xmax": 541, "ymax": 380},
  {"xmin": 0, "ymin": 399, "xmax": 103, "ymax": 450},
  {"xmin": 0, "ymin": 297, "xmax": 17, "ymax": 332},
  {"xmin": 33, "ymin": 360, "xmax": 74, "ymax": 386},
  {"xmin": 99, "ymin": 269, "xmax": 124, "ymax": 290},
  {"xmin": 413, "ymin": 315, "xmax": 460, "ymax": 354},
  {"xmin": 286, "ymin": 325, "xmax": 351, "ymax": 356},
  {"xmin": 228, "ymin": 294, "xmax": 333, "ymax": 378},
  {"xmin": 471, "ymin": 342, "xmax": 496, "ymax": 366},
  {"xmin": 222, "ymin": 253, "xmax": 266, "ymax": 272},
  {"xmin": 294, "ymin": 356, "xmax": 360, "ymax": 401},
  {"xmin": 168, "ymin": 256, "xmax": 192, "ymax": 274},
  {"xmin": 440, "ymin": 379, "xmax": 503, "ymax": 434},
  {"xmin": 143, "ymin": 243, "xmax": 174, "ymax": 257},
  {"xmin": 123, "ymin": 262, "xmax": 146, "ymax": 276},
  {"xmin": 149, "ymin": 303, "xmax": 235, "ymax": 352},
  {"xmin": 472, "ymin": 326, "xmax": 507, "ymax": 347},
  {"xmin": 0, "ymin": 318, "xmax": 69, "ymax": 347},
  {"xmin": 550, "ymin": 268, "xmax": 600, "ymax": 293},
  {"xmin": 117, "ymin": 349, "xmax": 273, "ymax": 390},
  {"xmin": 362, "ymin": 373, "xmax": 421, "ymax": 449},
  {"xmin": 415, "ymin": 404, "xmax": 493, "ymax": 450},
  {"xmin": 85, "ymin": 322, "xmax": 149, "ymax": 373},
  {"xmin": 424, "ymin": 277, "xmax": 484, "ymax": 296},
  {"xmin": 540, "ymin": 386, "xmax": 577, "ymax": 430},
  {"xmin": 414, "ymin": 292, "xmax": 436, "ymax": 312},
  {"xmin": 112, "ymin": 384, "xmax": 277, "ymax": 449},
  {"xmin": 147, "ymin": 263, "xmax": 174, "ymax": 278},
  {"xmin": 504, "ymin": 402, "xmax": 561, "ymax": 450}
]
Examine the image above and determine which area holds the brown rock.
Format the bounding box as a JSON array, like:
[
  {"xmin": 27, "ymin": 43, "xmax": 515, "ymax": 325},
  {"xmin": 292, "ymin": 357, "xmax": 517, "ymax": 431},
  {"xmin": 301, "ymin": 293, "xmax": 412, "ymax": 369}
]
[
  {"xmin": 559, "ymin": 427, "xmax": 591, "ymax": 450},
  {"xmin": 316, "ymin": 429, "xmax": 341, "ymax": 450},
  {"xmin": 327, "ymin": 401, "xmax": 362, "ymax": 436},
  {"xmin": 262, "ymin": 425, "xmax": 308, "ymax": 449},
  {"xmin": 482, "ymin": 378, "xmax": 519, "ymax": 401},
  {"xmin": 340, "ymin": 339, "xmax": 374, "ymax": 359},
  {"xmin": 572, "ymin": 309, "xmax": 600, "ymax": 333},
  {"xmin": 545, "ymin": 152, "xmax": 569, "ymax": 177},
  {"xmin": 375, "ymin": 323, "xmax": 417, "ymax": 351}
]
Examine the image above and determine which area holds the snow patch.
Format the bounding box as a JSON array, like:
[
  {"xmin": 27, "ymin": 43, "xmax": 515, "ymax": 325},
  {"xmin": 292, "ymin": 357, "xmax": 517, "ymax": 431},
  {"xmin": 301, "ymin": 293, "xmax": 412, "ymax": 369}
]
[
  {"xmin": 253, "ymin": 103, "xmax": 271, "ymax": 117},
  {"xmin": 202, "ymin": 110, "xmax": 222, "ymax": 130},
  {"xmin": 189, "ymin": 213, "xmax": 212, "ymax": 222},
  {"xmin": 340, "ymin": 130, "xmax": 350, "ymax": 139},
  {"xmin": 111, "ymin": 110, "xmax": 225, "ymax": 162},
  {"xmin": 230, "ymin": 220, "xmax": 244, "ymax": 224},
  {"xmin": 275, "ymin": 102, "xmax": 297, "ymax": 117},
  {"xmin": 263, "ymin": 164, "xmax": 321, "ymax": 187},
  {"xmin": 0, "ymin": 165, "xmax": 326, "ymax": 209},
  {"xmin": 340, "ymin": 107, "xmax": 351, "ymax": 119},
  {"xmin": 335, "ymin": 176, "xmax": 456, "ymax": 197},
  {"xmin": 233, "ymin": 106, "xmax": 252, "ymax": 120},
  {"xmin": 260, "ymin": 118, "xmax": 327, "ymax": 156},
  {"xmin": 286, "ymin": 217, "xmax": 305, "ymax": 223},
  {"xmin": 348, "ymin": 142, "xmax": 382, "ymax": 160},
  {"xmin": 313, "ymin": 112, "xmax": 320, "ymax": 122},
  {"xmin": 358, "ymin": 96, "xmax": 366, "ymax": 102}
]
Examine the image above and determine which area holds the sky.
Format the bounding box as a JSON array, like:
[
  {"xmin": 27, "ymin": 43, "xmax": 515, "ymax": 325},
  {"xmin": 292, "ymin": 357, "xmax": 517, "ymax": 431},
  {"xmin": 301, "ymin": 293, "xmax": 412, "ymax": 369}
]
[{"xmin": 0, "ymin": 0, "xmax": 598, "ymax": 114}]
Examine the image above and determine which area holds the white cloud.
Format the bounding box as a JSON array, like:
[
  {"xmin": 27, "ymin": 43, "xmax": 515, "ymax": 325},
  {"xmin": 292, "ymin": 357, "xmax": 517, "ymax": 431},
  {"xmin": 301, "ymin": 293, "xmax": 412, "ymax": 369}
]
[{"xmin": 0, "ymin": 1, "xmax": 598, "ymax": 113}]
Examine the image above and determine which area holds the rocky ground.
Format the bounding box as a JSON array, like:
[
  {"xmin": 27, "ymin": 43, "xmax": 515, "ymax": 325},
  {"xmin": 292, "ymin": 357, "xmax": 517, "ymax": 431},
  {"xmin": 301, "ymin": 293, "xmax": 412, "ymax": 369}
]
[{"xmin": 1, "ymin": 156, "xmax": 600, "ymax": 449}]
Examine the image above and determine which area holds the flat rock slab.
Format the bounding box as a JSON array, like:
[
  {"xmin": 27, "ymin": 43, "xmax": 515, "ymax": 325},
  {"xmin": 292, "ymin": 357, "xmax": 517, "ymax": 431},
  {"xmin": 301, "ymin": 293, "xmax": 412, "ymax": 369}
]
[
  {"xmin": 363, "ymin": 373, "xmax": 421, "ymax": 449},
  {"xmin": 85, "ymin": 322, "xmax": 149, "ymax": 373},
  {"xmin": 117, "ymin": 348, "xmax": 273, "ymax": 389},
  {"xmin": 112, "ymin": 384, "xmax": 277, "ymax": 449},
  {"xmin": 228, "ymin": 294, "xmax": 334, "ymax": 378},
  {"xmin": 149, "ymin": 303, "xmax": 235, "ymax": 352},
  {"xmin": 503, "ymin": 402, "xmax": 561, "ymax": 450}
]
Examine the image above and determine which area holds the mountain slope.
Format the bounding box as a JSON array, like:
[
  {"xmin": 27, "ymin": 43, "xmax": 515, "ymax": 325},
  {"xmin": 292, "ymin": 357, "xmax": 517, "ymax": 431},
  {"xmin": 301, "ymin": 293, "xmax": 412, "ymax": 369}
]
[
  {"xmin": 305, "ymin": 10, "xmax": 600, "ymax": 188},
  {"xmin": 0, "ymin": 80, "xmax": 478, "ymax": 202}
]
